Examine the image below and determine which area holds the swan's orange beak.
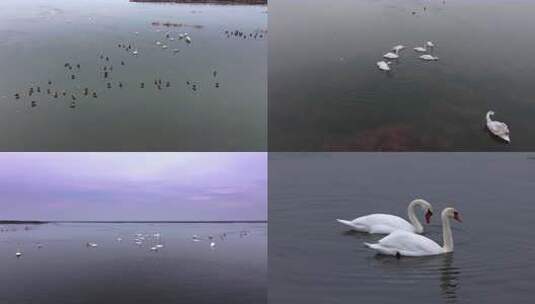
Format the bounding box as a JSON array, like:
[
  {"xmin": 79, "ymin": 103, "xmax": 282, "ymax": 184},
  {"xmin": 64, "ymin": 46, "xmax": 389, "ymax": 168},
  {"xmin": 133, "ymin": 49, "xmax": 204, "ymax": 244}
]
[
  {"xmin": 453, "ymin": 211, "xmax": 462, "ymax": 222},
  {"xmin": 425, "ymin": 209, "xmax": 433, "ymax": 224}
]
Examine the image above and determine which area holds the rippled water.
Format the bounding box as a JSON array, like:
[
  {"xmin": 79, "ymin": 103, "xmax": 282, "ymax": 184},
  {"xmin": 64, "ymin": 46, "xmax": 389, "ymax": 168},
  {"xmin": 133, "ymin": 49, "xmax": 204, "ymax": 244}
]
[
  {"xmin": 269, "ymin": 153, "xmax": 535, "ymax": 303},
  {"xmin": 0, "ymin": 222, "xmax": 267, "ymax": 304},
  {"xmin": 0, "ymin": 0, "xmax": 266, "ymax": 151},
  {"xmin": 269, "ymin": 0, "xmax": 535, "ymax": 151}
]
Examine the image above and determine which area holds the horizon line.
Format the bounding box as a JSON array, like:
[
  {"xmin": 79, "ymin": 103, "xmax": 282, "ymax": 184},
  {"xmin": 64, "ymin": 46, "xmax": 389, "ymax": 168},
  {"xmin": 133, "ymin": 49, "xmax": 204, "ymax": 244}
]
[{"xmin": 0, "ymin": 220, "xmax": 268, "ymax": 224}]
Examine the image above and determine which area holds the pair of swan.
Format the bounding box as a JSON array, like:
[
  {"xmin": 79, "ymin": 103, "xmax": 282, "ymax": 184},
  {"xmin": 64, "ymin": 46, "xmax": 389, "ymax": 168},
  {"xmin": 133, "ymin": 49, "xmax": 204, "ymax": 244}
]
[
  {"xmin": 486, "ymin": 111, "xmax": 510, "ymax": 143},
  {"xmin": 337, "ymin": 199, "xmax": 462, "ymax": 257},
  {"xmin": 377, "ymin": 45, "xmax": 405, "ymax": 71}
]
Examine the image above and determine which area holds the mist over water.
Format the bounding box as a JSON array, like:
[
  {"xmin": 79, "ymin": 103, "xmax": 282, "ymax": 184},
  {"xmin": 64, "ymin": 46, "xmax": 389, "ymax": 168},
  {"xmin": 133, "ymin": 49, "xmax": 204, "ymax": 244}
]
[
  {"xmin": 0, "ymin": 222, "xmax": 267, "ymax": 304},
  {"xmin": 269, "ymin": 153, "xmax": 535, "ymax": 303}
]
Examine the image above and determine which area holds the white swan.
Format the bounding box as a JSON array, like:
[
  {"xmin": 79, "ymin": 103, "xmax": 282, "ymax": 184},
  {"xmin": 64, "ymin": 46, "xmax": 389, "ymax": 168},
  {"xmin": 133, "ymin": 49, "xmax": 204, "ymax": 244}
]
[
  {"xmin": 210, "ymin": 242, "xmax": 216, "ymax": 248},
  {"xmin": 185, "ymin": 36, "xmax": 192, "ymax": 44},
  {"xmin": 419, "ymin": 54, "xmax": 439, "ymax": 61},
  {"xmin": 16, "ymin": 250, "xmax": 22, "ymax": 257},
  {"xmin": 426, "ymin": 41, "xmax": 435, "ymax": 48},
  {"xmin": 392, "ymin": 45, "xmax": 405, "ymax": 52},
  {"xmin": 486, "ymin": 111, "xmax": 510, "ymax": 142},
  {"xmin": 336, "ymin": 199, "xmax": 434, "ymax": 234},
  {"xmin": 414, "ymin": 46, "xmax": 427, "ymax": 53},
  {"xmin": 383, "ymin": 52, "xmax": 399, "ymax": 59},
  {"xmin": 365, "ymin": 207, "xmax": 461, "ymax": 257},
  {"xmin": 376, "ymin": 61, "xmax": 392, "ymax": 71}
]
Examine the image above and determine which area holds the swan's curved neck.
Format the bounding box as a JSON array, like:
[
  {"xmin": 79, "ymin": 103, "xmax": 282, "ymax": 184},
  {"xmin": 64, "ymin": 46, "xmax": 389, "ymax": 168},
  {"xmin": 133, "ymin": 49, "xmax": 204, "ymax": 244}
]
[
  {"xmin": 407, "ymin": 199, "xmax": 425, "ymax": 233},
  {"xmin": 442, "ymin": 212, "xmax": 454, "ymax": 253},
  {"xmin": 486, "ymin": 112, "xmax": 493, "ymax": 123}
]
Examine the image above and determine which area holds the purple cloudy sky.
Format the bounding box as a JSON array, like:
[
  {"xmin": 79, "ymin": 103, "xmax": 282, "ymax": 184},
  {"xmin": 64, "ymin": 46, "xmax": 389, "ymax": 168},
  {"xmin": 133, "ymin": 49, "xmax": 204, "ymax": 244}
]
[{"xmin": 0, "ymin": 153, "xmax": 266, "ymax": 221}]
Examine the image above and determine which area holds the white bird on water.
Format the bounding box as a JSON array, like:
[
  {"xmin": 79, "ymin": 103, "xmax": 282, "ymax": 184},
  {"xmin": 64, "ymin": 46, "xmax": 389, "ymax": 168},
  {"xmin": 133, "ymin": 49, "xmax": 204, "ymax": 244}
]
[
  {"xmin": 426, "ymin": 41, "xmax": 435, "ymax": 48},
  {"xmin": 132, "ymin": 49, "xmax": 139, "ymax": 56},
  {"xmin": 336, "ymin": 199, "xmax": 434, "ymax": 234},
  {"xmin": 210, "ymin": 242, "xmax": 216, "ymax": 248},
  {"xmin": 383, "ymin": 52, "xmax": 399, "ymax": 59},
  {"xmin": 392, "ymin": 45, "xmax": 405, "ymax": 53},
  {"xmin": 185, "ymin": 36, "xmax": 192, "ymax": 44},
  {"xmin": 414, "ymin": 46, "xmax": 427, "ymax": 53},
  {"xmin": 150, "ymin": 246, "xmax": 158, "ymax": 252},
  {"xmin": 364, "ymin": 208, "xmax": 461, "ymax": 257},
  {"xmin": 16, "ymin": 250, "xmax": 22, "ymax": 258},
  {"xmin": 419, "ymin": 54, "xmax": 439, "ymax": 61},
  {"xmin": 486, "ymin": 111, "xmax": 511, "ymax": 142},
  {"xmin": 86, "ymin": 242, "xmax": 98, "ymax": 248},
  {"xmin": 376, "ymin": 61, "xmax": 391, "ymax": 71}
]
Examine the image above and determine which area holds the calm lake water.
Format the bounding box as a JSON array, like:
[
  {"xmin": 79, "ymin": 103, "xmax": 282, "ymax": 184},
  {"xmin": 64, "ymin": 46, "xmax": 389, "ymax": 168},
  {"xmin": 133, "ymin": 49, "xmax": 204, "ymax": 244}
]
[
  {"xmin": 0, "ymin": 222, "xmax": 267, "ymax": 304},
  {"xmin": 269, "ymin": 153, "xmax": 535, "ymax": 303},
  {"xmin": 0, "ymin": 0, "xmax": 266, "ymax": 151},
  {"xmin": 269, "ymin": 0, "xmax": 535, "ymax": 151}
]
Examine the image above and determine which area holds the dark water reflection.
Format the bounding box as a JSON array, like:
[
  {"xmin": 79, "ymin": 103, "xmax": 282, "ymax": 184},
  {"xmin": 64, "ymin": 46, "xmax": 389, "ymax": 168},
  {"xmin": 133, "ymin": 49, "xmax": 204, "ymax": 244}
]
[
  {"xmin": 0, "ymin": 223, "xmax": 267, "ymax": 304},
  {"xmin": 269, "ymin": 153, "xmax": 535, "ymax": 303},
  {"xmin": 269, "ymin": 0, "xmax": 535, "ymax": 151}
]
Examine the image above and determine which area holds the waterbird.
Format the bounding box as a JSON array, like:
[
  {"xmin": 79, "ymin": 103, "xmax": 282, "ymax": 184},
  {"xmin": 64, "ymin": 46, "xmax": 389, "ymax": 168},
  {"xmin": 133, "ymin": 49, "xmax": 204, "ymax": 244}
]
[
  {"xmin": 150, "ymin": 246, "xmax": 158, "ymax": 251},
  {"xmin": 86, "ymin": 242, "xmax": 98, "ymax": 247},
  {"xmin": 140, "ymin": 82, "xmax": 144, "ymax": 88},
  {"xmin": 364, "ymin": 208, "xmax": 461, "ymax": 257},
  {"xmin": 185, "ymin": 36, "xmax": 192, "ymax": 44},
  {"xmin": 414, "ymin": 46, "xmax": 427, "ymax": 52},
  {"xmin": 336, "ymin": 199, "xmax": 434, "ymax": 234},
  {"xmin": 210, "ymin": 242, "xmax": 216, "ymax": 248},
  {"xmin": 383, "ymin": 52, "xmax": 399, "ymax": 59},
  {"xmin": 107, "ymin": 82, "xmax": 111, "ymax": 89},
  {"xmin": 16, "ymin": 250, "xmax": 22, "ymax": 258},
  {"xmin": 165, "ymin": 81, "xmax": 170, "ymax": 87},
  {"xmin": 392, "ymin": 45, "xmax": 404, "ymax": 52},
  {"xmin": 419, "ymin": 54, "xmax": 439, "ymax": 61},
  {"xmin": 132, "ymin": 50, "xmax": 139, "ymax": 56},
  {"xmin": 31, "ymin": 101, "xmax": 36, "ymax": 107},
  {"xmin": 117, "ymin": 237, "xmax": 122, "ymax": 242},
  {"xmin": 376, "ymin": 61, "xmax": 391, "ymax": 71},
  {"xmin": 119, "ymin": 82, "xmax": 123, "ymax": 88},
  {"xmin": 37, "ymin": 87, "xmax": 41, "ymax": 93},
  {"xmin": 486, "ymin": 111, "xmax": 510, "ymax": 142},
  {"xmin": 173, "ymin": 49, "xmax": 180, "ymax": 54},
  {"xmin": 48, "ymin": 80, "xmax": 52, "ymax": 85},
  {"xmin": 156, "ymin": 244, "xmax": 164, "ymax": 249},
  {"xmin": 215, "ymin": 82, "xmax": 220, "ymax": 88},
  {"xmin": 426, "ymin": 41, "xmax": 435, "ymax": 48},
  {"xmin": 162, "ymin": 45, "xmax": 168, "ymax": 49}
]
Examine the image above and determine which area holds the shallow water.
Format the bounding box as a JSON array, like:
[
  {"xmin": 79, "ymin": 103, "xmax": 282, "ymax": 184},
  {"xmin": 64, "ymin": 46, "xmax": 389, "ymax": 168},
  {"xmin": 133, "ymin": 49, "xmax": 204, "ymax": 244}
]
[
  {"xmin": 0, "ymin": 222, "xmax": 267, "ymax": 303},
  {"xmin": 269, "ymin": 153, "xmax": 535, "ymax": 303},
  {"xmin": 269, "ymin": 0, "xmax": 535, "ymax": 151},
  {"xmin": 0, "ymin": 0, "xmax": 266, "ymax": 151}
]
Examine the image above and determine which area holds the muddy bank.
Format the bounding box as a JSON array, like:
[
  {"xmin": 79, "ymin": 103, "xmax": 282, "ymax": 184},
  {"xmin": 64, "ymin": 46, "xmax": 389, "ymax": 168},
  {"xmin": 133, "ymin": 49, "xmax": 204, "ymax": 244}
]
[{"xmin": 130, "ymin": 0, "xmax": 267, "ymax": 5}]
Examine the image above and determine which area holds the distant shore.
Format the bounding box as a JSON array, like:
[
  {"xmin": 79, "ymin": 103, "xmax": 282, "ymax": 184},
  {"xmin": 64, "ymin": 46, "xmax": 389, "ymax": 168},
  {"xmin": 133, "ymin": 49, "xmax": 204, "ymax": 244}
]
[
  {"xmin": 1, "ymin": 220, "xmax": 267, "ymax": 224},
  {"xmin": 130, "ymin": 0, "xmax": 267, "ymax": 5}
]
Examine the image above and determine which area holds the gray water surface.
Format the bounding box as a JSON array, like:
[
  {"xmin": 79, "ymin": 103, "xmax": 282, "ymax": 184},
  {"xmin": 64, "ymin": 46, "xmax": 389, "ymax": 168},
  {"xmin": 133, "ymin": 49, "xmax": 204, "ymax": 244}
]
[
  {"xmin": 0, "ymin": 222, "xmax": 267, "ymax": 304},
  {"xmin": 269, "ymin": 153, "xmax": 535, "ymax": 303},
  {"xmin": 0, "ymin": 0, "xmax": 267, "ymax": 151},
  {"xmin": 269, "ymin": 0, "xmax": 535, "ymax": 151}
]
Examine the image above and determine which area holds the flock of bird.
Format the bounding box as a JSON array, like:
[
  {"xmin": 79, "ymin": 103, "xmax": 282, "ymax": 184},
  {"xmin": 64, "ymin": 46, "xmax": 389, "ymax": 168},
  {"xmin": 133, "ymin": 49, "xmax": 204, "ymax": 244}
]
[
  {"xmin": 376, "ymin": 41, "xmax": 438, "ymax": 72},
  {"xmin": 8, "ymin": 28, "xmax": 237, "ymax": 110},
  {"xmin": 9, "ymin": 229, "xmax": 251, "ymax": 258},
  {"xmin": 337, "ymin": 199, "xmax": 462, "ymax": 257},
  {"xmin": 224, "ymin": 29, "xmax": 266, "ymax": 40},
  {"xmin": 376, "ymin": 41, "xmax": 512, "ymax": 143}
]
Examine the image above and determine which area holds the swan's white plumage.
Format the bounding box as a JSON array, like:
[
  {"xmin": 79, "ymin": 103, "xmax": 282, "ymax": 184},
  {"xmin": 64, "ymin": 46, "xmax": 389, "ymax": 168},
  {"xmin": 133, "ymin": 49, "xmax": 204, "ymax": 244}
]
[
  {"xmin": 392, "ymin": 45, "xmax": 405, "ymax": 52},
  {"xmin": 337, "ymin": 214, "xmax": 415, "ymax": 234},
  {"xmin": 383, "ymin": 52, "xmax": 399, "ymax": 59},
  {"xmin": 365, "ymin": 208, "xmax": 460, "ymax": 257},
  {"xmin": 419, "ymin": 54, "xmax": 439, "ymax": 61},
  {"xmin": 365, "ymin": 230, "xmax": 443, "ymax": 256},
  {"xmin": 414, "ymin": 47, "xmax": 427, "ymax": 52},
  {"xmin": 376, "ymin": 61, "xmax": 391, "ymax": 71},
  {"xmin": 336, "ymin": 199, "xmax": 433, "ymax": 234},
  {"xmin": 486, "ymin": 111, "xmax": 510, "ymax": 142}
]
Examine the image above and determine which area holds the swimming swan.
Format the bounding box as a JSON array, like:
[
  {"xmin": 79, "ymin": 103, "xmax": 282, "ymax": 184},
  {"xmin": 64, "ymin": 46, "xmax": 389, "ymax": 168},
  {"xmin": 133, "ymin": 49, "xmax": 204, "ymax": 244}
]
[
  {"xmin": 336, "ymin": 199, "xmax": 434, "ymax": 234},
  {"xmin": 364, "ymin": 207, "xmax": 461, "ymax": 257},
  {"xmin": 376, "ymin": 61, "xmax": 392, "ymax": 71},
  {"xmin": 414, "ymin": 46, "xmax": 427, "ymax": 52},
  {"xmin": 419, "ymin": 54, "xmax": 439, "ymax": 61},
  {"xmin": 383, "ymin": 52, "xmax": 399, "ymax": 59},
  {"xmin": 486, "ymin": 111, "xmax": 510, "ymax": 142},
  {"xmin": 392, "ymin": 45, "xmax": 405, "ymax": 52},
  {"xmin": 426, "ymin": 41, "xmax": 435, "ymax": 48}
]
